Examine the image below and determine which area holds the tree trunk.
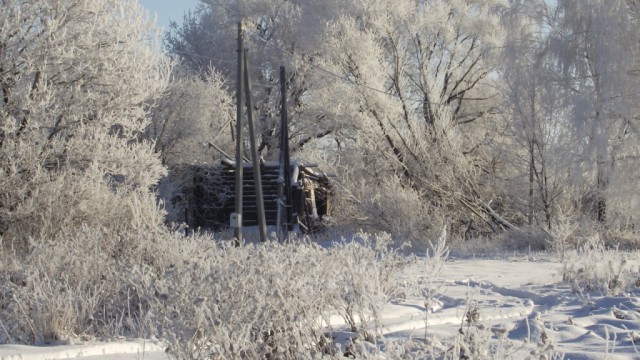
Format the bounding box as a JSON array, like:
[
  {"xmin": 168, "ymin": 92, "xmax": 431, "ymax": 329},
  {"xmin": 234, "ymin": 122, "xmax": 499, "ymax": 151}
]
[
  {"xmin": 596, "ymin": 156, "xmax": 607, "ymax": 222},
  {"xmin": 528, "ymin": 143, "xmax": 535, "ymax": 226}
]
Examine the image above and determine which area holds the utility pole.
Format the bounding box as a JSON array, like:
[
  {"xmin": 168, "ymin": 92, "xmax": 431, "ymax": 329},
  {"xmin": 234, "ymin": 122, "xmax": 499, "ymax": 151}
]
[
  {"xmin": 243, "ymin": 49, "xmax": 267, "ymax": 242},
  {"xmin": 232, "ymin": 22, "xmax": 244, "ymax": 246},
  {"xmin": 277, "ymin": 66, "xmax": 292, "ymax": 241}
]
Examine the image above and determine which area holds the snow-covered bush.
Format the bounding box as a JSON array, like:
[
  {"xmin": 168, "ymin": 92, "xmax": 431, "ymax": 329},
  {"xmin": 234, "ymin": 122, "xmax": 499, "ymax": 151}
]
[
  {"xmin": 418, "ymin": 228, "xmax": 449, "ymax": 338},
  {"xmin": 549, "ymin": 216, "xmax": 640, "ymax": 259},
  {"xmin": 153, "ymin": 239, "xmax": 337, "ymax": 359},
  {"xmin": 378, "ymin": 309, "xmax": 563, "ymax": 360},
  {"xmin": 328, "ymin": 232, "xmax": 408, "ymax": 342},
  {"xmin": 547, "ymin": 216, "xmax": 603, "ymax": 257},
  {"xmin": 499, "ymin": 226, "xmax": 552, "ymax": 251},
  {"xmin": 0, "ymin": 229, "xmax": 410, "ymax": 358},
  {"xmin": 561, "ymin": 233, "xmax": 640, "ymax": 295},
  {"xmin": 0, "ymin": 0, "xmax": 171, "ymax": 252},
  {"xmin": 0, "ymin": 226, "xmax": 173, "ymax": 344},
  {"xmin": 156, "ymin": 232, "xmax": 408, "ymax": 359},
  {"xmin": 442, "ymin": 313, "xmax": 562, "ymax": 360},
  {"xmin": 336, "ymin": 176, "xmax": 445, "ymax": 251}
]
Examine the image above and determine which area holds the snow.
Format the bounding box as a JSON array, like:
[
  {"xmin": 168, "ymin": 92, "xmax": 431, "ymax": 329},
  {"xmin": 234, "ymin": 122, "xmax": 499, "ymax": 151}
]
[
  {"xmin": 0, "ymin": 339, "xmax": 168, "ymax": 360},
  {"xmin": 2, "ymin": 254, "xmax": 639, "ymax": 359},
  {"xmin": 326, "ymin": 254, "xmax": 640, "ymax": 358}
]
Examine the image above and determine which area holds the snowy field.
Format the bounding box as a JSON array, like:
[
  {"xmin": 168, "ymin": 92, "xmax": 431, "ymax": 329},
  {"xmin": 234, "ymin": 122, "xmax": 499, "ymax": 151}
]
[
  {"xmin": 2, "ymin": 252, "xmax": 638, "ymax": 359},
  {"xmin": 386, "ymin": 255, "xmax": 640, "ymax": 359}
]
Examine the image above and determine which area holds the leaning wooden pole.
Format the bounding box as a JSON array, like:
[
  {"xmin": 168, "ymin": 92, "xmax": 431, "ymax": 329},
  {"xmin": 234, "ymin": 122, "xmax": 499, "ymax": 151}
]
[
  {"xmin": 277, "ymin": 66, "xmax": 289, "ymax": 241},
  {"xmin": 233, "ymin": 22, "xmax": 244, "ymax": 246},
  {"xmin": 282, "ymin": 81, "xmax": 293, "ymax": 231},
  {"xmin": 243, "ymin": 49, "xmax": 267, "ymax": 242}
]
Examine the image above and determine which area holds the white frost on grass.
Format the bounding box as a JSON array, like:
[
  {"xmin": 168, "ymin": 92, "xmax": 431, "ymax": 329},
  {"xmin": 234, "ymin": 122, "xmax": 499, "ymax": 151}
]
[{"xmin": 1, "ymin": 252, "xmax": 639, "ymax": 359}]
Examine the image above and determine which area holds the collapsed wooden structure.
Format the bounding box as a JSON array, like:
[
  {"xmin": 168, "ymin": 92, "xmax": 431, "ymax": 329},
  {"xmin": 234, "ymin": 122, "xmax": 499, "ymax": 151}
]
[{"xmin": 185, "ymin": 159, "xmax": 332, "ymax": 233}]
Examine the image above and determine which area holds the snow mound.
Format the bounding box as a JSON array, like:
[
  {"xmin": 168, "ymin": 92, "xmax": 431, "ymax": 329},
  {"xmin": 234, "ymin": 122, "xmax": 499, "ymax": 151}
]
[{"xmin": 0, "ymin": 340, "xmax": 167, "ymax": 360}]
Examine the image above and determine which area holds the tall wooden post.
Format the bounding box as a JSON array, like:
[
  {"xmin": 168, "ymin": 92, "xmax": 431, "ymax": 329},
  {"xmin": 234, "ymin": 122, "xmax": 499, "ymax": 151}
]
[
  {"xmin": 243, "ymin": 49, "xmax": 267, "ymax": 242},
  {"xmin": 277, "ymin": 68, "xmax": 285, "ymax": 241},
  {"xmin": 277, "ymin": 66, "xmax": 292, "ymax": 241},
  {"xmin": 233, "ymin": 22, "xmax": 244, "ymax": 246}
]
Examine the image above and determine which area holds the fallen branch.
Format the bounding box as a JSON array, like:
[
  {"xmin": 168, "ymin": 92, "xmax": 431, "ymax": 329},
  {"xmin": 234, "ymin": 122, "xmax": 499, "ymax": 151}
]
[{"xmin": 483, "ymin": 202, "xmax": 518, "ymax": 231}]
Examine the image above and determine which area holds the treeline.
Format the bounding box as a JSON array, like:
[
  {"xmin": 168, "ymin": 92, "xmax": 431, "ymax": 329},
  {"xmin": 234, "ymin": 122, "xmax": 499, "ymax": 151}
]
[{"xmin": 161, "ymin": 0, "xmax": 640, "ymax": 246}]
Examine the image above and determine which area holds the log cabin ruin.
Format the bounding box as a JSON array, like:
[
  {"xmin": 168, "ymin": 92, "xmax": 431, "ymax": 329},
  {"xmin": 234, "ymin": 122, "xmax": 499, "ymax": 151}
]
[{"xmin": 174, "ymin": 159, "xmax": 332, "ymax": 234}]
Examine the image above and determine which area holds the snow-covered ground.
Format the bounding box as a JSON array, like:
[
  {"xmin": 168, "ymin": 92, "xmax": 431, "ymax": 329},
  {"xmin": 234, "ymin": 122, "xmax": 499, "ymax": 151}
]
[
  {"xmin": 382, "ymin": 255, "xmax": 640, "ymax": 359},
  {"xmin": 0, "ymin": 339, "xmax": 168, "ymax": 359},
  {"xmin": 2, "ymin": 254, "xmax": 638, "ymax": 359}
]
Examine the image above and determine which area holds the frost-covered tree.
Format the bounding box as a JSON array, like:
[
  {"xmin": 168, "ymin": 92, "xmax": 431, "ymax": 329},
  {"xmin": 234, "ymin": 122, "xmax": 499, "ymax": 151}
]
[
  {"xmin": 146, "ymin": 67, "xmax": 235, "ymax": 225},
  {"xmin": 542, "ymin": 0, "xmax": 640, "ymax": 224},
  {"xmin": 497, "ymin": 1, "xmax": 573, "ymax": 230},
  {"xmin": 148, "ymin": 67, "xmax": 234, "ymax": 166},
  {"xmin": 315, "ymin": 0, "xmax": 511, "ymax": 237},
  {"xmin": 0, "ymin": 0, "xmax": 171, "ymax": 250},
  {"xmin": 494, "ymin": 0, "xmax": 640, "ymax": 230},
  {"xmin": 165, "ymin": 0, "xmax": 353, "ymax": 159}
]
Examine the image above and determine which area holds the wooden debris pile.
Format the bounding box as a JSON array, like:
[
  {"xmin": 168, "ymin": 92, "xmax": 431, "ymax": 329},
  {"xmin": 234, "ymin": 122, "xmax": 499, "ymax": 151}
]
[{"xmin": 183, "ymin": 159, "xmax": 332, "ymax": 233}]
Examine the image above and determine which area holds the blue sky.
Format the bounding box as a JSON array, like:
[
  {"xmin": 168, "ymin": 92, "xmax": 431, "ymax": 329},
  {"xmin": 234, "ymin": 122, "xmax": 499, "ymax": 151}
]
[{"xmin": 138, "ymin": 0, "xmax": 201, "ymax": 31}]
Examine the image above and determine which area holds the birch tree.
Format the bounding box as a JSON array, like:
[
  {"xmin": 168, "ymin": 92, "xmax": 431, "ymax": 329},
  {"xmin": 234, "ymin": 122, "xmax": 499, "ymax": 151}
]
[
  {"xmin": 0, "ymin": 0, "xmax": 171, "ymax": 250},
  {"xmin": 497, "ymin": 1, "xmax": 572, "ymax": 230},
  {"xmin": 544, "ymin": 0, "xmax": 640, "ymax": 225}
]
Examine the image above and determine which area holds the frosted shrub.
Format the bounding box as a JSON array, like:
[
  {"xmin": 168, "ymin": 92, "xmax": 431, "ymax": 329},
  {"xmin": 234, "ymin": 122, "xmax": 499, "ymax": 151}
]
[
  {"xmin": 443, "ymin": 320, "xmax": 561, "ymax": 360},
  {"xmin": 561, "ymin": 233, "xmax": 640, "ymax": 295},
  {"xmin": 548, "ymin": 218, "xmax": 580, "ymax": 260},
  {"xmin": 447, "ymin": 325, "xmax": 493, "ymax": 360},
  {"xmin": 154, "ymin": 239, "xmax": 340, "ymax": 359},
  {"xmin": 1, "ymin": 229, "xmax": 410, "ymax": 358},
  {"xmin": 547, "ymin": 217, "xmax": 605, "ymax": 258},
  {"xmin": 157, "ymin": 232, "xmax": 409, "ymax": 359},
  {"xmin": 380, "ymin": 310, "xmax": 562, "ymax": 360},
  {"xmin": 0, "ymin": 226, "xmax": 175, "ymax": 344},
  {"xmin": 340, "ymin": 176, "xmax": 439, "ymax": 251},
  {"xmin": 497, "ymin": 226, "xmax": 552, "ymax": 251},
  {"xmin": 419, "ymin": 228, "xmax": 449, "ymax": 338},
  {"xmin": 328, "ymin": 232, "xmax": 408, "ymax": 342}
]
